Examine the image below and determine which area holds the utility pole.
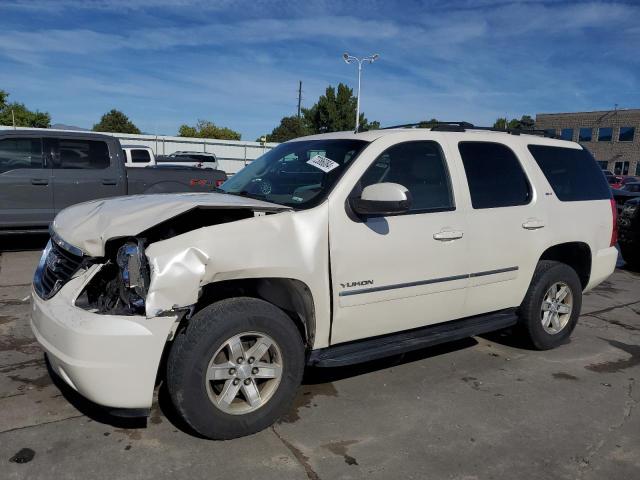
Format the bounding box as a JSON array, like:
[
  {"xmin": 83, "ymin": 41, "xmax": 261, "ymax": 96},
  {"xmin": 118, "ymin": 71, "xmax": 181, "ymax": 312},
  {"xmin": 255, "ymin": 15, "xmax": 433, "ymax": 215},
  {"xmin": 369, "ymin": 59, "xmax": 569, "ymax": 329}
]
[
  {"xmin": 297, "ymin": 80, "xmax": 302, "ymax": 118},
  {"xmin": 12, "ymin": 109, "xmax": 15, "ymax": 129}
]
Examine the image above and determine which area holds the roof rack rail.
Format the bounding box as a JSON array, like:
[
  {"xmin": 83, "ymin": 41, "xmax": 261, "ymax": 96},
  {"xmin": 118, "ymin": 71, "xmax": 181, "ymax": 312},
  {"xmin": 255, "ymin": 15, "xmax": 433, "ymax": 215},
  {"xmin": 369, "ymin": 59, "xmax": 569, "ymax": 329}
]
[{"xmin": 379, "ymin": 121, "xmax": 556, "ymax": 138}]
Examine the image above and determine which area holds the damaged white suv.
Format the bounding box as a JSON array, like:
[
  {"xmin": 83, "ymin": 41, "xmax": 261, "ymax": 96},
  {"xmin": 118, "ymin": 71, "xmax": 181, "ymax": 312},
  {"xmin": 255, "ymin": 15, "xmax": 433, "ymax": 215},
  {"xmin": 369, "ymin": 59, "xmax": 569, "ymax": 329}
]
[{"xmin": 31, "ymin": 123, "xmax": 618, "ymax": 439}]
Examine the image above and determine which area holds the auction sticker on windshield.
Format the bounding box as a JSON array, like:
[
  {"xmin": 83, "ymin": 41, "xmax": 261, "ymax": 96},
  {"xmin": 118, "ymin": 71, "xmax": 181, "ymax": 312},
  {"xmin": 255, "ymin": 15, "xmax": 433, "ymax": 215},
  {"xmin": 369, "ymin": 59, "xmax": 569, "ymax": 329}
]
[{"xmin": 307, "ymin": 155, "xmax": 339, "ymax": 173}]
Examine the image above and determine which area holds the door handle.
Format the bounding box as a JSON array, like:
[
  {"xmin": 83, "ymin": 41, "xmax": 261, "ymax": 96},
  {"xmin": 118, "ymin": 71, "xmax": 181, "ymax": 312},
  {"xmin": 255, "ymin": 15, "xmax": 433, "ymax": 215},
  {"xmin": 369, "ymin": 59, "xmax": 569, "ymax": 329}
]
[
  {"xmin": 31, "ymin": 178, "xmax": 49, "ymax": 186},
  {"xmin": 433, "ymin": 230, "xmax": 464, "ymax": 241},
  {"xmin": 101, "ymin": 179, "xmax": 117, "ymax": 186},
  {"xmin": 522, "ymin": 219, "xmax": 545, "ymax": 230}
]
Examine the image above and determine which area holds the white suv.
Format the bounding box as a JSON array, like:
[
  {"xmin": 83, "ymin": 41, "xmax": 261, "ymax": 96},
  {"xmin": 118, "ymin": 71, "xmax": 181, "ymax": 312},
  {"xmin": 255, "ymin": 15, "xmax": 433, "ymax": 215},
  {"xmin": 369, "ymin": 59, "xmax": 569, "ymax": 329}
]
[{"xmin": 31, "ymin": 123, "xmax": 617, "ymax": 439}]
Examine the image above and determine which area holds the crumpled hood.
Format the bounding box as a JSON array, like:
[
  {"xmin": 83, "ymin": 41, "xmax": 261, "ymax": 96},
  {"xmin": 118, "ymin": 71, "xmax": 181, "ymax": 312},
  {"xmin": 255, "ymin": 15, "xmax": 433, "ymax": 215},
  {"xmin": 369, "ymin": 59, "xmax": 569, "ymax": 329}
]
[{"xmin": 52, "ymin": 192, "xmax": 290, "ymax": 257}]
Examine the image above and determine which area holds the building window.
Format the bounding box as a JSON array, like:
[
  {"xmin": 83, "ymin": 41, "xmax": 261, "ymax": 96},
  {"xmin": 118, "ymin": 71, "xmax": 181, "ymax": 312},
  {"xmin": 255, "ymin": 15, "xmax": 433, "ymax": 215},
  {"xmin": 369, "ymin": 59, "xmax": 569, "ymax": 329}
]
[
  {"xmin": 560, "ymin": 128, "xmax": 573, "ymax": 141},
  {"xmin": 614, "ymin": 161, "xmax": 630, "ymax": 175},
  {"xmin": 597, "ymin": 161, "xmax": 608, "ymax": 170},
  {"xmin": 598, "ymin": 127, "xmax": 613, "ymax": 142},
  {"xmin": 636, "ymin": 163, "xmax": 640, "ymax": 176},
  {"xmin": 619, "ymin": 127, "xmax": 635, "ymax": 142},
  {"xmin": 579, "ymin": 128, "xmax": 592, "ymax": 142}
]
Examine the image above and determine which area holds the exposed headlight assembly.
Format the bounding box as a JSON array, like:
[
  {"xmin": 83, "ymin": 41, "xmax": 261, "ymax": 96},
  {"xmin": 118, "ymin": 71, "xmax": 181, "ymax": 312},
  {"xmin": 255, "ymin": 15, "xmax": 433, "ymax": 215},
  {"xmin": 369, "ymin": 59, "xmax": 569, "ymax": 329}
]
[{"xmin": 115, "ymin": 240, "xmax": 150, "ymax": 313}]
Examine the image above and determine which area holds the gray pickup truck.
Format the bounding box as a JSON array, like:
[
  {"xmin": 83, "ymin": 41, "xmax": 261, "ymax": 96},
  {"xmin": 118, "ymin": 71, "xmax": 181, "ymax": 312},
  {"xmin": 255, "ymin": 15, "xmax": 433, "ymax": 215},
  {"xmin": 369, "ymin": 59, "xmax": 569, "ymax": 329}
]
[{"xmin": 0, "ymin": 130, "xmax": 228, "ymax": 234}]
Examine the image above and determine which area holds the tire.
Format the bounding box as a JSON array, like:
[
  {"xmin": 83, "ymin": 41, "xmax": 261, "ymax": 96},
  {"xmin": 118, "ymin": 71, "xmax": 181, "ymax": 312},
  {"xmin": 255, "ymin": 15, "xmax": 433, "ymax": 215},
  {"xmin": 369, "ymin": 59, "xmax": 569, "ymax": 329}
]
[
  {"xmin": 516, "ymin": 260, "xmax": 582, "ymax": 350},
  {"xmin": 166, "ymin": 297, "xmax": 305, "ymax": 440}
]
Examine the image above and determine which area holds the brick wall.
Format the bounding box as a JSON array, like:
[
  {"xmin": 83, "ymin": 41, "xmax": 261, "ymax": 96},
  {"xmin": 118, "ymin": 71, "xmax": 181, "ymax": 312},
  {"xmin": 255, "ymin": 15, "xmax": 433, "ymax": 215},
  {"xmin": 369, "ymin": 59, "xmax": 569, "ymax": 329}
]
[{"xmin": 535, "ymin": 109, "xmax": 640, "ymax": 176}]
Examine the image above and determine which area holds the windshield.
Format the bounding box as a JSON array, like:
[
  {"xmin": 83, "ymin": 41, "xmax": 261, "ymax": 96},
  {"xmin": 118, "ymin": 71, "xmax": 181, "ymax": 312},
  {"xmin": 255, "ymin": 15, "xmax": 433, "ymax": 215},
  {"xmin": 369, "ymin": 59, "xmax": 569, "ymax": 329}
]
[{"xmin": 219, "ymin": 139, "xmax": 368, "ymax": 208}]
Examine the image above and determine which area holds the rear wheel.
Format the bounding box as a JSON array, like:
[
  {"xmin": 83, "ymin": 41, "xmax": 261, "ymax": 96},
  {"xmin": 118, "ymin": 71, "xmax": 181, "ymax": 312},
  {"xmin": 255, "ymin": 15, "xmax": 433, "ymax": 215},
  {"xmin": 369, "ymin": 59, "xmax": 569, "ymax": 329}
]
[
  {"xmin": 167, "ymin": 297, "xmax": 305, "ymax": 439},
  {"xmin": 516, "ymin": 260, "xmax": 582, "ymax": 350}
]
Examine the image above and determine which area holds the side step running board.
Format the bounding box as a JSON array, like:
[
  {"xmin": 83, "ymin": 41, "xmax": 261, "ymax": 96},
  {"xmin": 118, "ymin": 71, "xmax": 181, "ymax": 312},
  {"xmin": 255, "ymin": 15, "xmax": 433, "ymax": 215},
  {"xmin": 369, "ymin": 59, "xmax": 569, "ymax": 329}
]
[{"xmin": 307, "ymin": 309, "xmax": 518, "ymax": 367}]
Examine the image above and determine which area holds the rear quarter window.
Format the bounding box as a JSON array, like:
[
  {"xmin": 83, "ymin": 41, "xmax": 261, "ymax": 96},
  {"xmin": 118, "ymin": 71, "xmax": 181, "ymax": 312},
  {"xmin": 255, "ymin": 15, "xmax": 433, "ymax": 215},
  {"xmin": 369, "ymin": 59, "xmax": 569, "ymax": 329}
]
[{"xmin": 527, "ymin": 145, "xmax": 611, "ymax": 201}]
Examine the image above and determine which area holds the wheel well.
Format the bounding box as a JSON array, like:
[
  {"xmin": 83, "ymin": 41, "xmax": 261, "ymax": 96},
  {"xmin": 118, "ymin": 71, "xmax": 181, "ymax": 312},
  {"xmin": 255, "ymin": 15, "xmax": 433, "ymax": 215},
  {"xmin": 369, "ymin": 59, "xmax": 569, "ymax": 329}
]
[
  {"xmin": 539, "ymin": 242, "xmax": 591, "ymax": 289},
  {"xmin": 192, "ymin": 278, "xmax": 316, "ymax": 348}
]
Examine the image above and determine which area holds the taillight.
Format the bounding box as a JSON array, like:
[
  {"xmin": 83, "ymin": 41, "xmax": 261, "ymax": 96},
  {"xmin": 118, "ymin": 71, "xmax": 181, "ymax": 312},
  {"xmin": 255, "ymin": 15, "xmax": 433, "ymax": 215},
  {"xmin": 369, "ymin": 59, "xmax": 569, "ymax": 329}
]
[
  {"xmin": 215, "ymin": 179, "xmax": 225, "ymax": 188},
  {"xmin": 610, "ymin": 198, "xmax": 618, "ymax": 247}
]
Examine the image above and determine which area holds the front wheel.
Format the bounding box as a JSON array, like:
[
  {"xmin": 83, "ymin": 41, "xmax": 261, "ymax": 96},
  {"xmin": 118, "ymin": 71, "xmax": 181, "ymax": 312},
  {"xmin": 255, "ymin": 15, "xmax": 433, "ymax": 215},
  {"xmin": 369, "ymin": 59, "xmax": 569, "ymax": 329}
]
[
  {"xmin": 166, "ymin": 297, "xmax": 305, "ymax": 439},
  {"xmin": 516, "ymin": 260, "xmax": 582, "ymax": 350}
]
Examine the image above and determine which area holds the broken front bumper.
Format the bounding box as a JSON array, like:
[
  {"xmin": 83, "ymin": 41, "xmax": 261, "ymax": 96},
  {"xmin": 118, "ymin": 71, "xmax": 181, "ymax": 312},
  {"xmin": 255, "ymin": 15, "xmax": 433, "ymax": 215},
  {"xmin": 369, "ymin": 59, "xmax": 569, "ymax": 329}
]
[{"xmin": 30, "ymin": 267, "xmax": 178, "ymax": 409}]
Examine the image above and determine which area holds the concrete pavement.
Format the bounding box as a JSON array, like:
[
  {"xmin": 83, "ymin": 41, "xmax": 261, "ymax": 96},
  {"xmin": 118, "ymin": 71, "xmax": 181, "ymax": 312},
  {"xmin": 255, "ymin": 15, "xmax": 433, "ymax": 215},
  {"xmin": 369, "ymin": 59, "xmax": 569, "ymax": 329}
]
[{"xmin": 0, "ymin": 246, "xmax": 638, "ymax": 479}]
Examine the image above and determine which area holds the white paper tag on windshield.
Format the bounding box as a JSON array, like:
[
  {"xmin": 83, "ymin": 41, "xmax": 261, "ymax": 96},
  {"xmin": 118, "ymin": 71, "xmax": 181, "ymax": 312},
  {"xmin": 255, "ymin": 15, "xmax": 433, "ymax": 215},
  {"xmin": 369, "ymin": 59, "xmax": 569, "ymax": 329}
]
[{"xmin": 307, "ymin": 155, "xmax": 339, "ymax": 173}]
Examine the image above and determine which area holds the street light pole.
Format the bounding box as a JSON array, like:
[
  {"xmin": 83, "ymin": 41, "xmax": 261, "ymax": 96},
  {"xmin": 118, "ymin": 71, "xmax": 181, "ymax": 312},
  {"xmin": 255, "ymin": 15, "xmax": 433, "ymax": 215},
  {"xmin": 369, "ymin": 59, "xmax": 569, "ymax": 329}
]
[{"xmin": 343, "ymin": 52, "xmax": 379, "ymax": 132}]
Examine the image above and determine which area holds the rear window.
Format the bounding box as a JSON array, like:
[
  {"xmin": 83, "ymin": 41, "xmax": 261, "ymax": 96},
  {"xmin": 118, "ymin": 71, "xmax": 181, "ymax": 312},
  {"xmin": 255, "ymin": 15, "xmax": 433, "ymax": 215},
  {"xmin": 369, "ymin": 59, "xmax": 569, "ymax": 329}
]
[
  {"xmin": 56, "ymin": 139, "xmax": 110, "ymax": 169},
  {"xmin": 527, "ymin": 145, "xmax": 611, "ymax": 201},
  {"xmin": 458, "ymin": 142, "xmax": 531, "ymax": 209},
  {"xmin": 131, "ymin": 149, "xmax": 151, "ymax": 163}
]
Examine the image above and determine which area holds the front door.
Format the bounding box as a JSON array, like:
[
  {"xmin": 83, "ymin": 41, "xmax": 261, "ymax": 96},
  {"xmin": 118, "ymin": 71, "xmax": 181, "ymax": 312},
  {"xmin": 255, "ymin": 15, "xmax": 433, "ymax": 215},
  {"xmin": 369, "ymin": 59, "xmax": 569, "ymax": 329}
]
[
  {"xmin": 47, "ymin": 137, "xmax": 124, "ymax": 212},
  {"xmin": 0, "ymin": 136, "xmax": 53, "ymax": 229},
  {"xmin": 328, "ymin": 138, "xmax": 469, "ymax": 345}
]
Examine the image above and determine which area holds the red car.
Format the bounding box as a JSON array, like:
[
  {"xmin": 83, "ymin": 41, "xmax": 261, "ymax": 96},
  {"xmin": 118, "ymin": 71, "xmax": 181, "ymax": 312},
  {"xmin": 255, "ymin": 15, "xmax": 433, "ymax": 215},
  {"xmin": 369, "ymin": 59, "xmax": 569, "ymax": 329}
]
[{"xmin": 607, "ymin": 175, "xmax": 637, "ymax": 189}]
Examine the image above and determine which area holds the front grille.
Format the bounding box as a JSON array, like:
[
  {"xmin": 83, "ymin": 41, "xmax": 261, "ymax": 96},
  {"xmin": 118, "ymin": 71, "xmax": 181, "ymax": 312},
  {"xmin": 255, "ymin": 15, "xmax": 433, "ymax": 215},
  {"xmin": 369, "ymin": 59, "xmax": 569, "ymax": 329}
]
[{"xmin": 34, "ymin": 239, "xmax": 84, "ymax": 299}]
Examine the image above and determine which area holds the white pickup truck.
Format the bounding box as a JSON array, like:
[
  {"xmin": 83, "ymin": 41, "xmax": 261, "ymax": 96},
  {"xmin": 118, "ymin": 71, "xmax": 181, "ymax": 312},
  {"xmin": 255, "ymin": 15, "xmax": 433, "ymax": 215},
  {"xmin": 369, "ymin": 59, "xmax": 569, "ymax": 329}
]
[
  {"xmin": 31, "ymin": 123, "xmax": 617, "ymax": 439},
  {"xmin": 122, "ymin": 146, "xmax": 219, "ymax": 170}
]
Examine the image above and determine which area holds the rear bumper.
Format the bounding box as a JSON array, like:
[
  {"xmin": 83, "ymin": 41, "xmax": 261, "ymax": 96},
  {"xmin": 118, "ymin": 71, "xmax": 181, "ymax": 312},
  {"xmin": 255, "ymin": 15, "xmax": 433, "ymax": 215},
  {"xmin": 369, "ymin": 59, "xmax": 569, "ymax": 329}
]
[
  {"xmin": 30, "ymin": 267, "xmax": 178, "ymax": 409},
  {"xmin": 585, "ymin": 246, "xmax": 618, "ymax": 292}
]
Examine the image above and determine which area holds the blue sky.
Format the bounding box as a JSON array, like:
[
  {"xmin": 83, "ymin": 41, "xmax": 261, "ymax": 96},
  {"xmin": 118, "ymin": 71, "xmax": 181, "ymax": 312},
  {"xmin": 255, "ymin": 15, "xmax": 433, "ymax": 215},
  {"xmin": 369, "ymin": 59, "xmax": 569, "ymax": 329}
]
[{"xmin": 1, "ymin": 0, "xmax": 639, "ymax": 140}]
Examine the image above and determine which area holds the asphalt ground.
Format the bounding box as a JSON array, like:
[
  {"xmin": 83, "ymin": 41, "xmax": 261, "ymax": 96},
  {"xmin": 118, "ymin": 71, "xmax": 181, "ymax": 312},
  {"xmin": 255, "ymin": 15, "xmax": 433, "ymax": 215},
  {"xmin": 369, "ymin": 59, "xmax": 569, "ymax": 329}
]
[{"xmin": 0, "ymin": 235, "xmax": 638, "ymax": 479}]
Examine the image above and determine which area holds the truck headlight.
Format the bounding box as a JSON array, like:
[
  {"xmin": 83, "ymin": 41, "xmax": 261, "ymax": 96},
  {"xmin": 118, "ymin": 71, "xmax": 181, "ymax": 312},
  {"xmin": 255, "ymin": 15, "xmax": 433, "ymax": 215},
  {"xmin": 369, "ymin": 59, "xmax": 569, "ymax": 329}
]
[{"xmin": 622, "ymin": 203, "xmax": 638, "ymax": 217}]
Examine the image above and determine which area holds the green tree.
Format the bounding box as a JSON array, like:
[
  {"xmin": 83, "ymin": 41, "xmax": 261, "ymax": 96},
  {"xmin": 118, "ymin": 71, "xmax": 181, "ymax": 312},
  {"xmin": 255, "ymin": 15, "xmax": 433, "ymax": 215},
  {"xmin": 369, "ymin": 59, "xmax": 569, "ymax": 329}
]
[
  {"xmin": 493, "ymin": 115, "xmax": 534, "ymax": 130},
  {"xmin": 178, "ymin": 120, "xmax": 241, "ymax": 140},
  {"xmin": 0, "ymin": 90, "xmax": 51, "ymax": 128},
  {"xmin": 93, "ymin": 109, "xmax": 140, "ymax": 134},
  {"xmin": 418, "ymin": 118, "xmax": 439, "ymax": 128},
  {"xmin": 303, "ymin": 83, "xmax": 379, "ymax": 133},
  {"xmin": 263, "ymin": 116, "xmax": 311, "ymax": 143}
]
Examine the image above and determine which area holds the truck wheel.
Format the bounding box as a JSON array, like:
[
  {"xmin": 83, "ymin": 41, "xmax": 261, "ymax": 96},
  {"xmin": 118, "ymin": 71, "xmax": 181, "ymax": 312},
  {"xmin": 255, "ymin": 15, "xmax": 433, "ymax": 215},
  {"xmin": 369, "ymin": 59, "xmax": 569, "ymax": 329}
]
[
  {"xmin": 517, "ymin": 260, "xmax": 582, "ymax": 350},
  {"xmin": 166, "ymin": 297, "xmax": 305, "ymax": 439}
]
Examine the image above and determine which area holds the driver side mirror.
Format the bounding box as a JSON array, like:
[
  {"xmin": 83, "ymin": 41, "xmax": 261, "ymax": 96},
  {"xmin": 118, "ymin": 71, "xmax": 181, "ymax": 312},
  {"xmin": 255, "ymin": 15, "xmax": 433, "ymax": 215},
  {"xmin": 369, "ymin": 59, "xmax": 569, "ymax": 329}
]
[{"xmin": 349, "ymin": 182, "xmax": 412, "ymax": 217}]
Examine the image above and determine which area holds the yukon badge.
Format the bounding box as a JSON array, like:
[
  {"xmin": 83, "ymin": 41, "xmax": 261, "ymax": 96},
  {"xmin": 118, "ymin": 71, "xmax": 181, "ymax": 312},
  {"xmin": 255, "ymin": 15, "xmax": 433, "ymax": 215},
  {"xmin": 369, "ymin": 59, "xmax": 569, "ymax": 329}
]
[{"xmin": 340, "ymin": 280, "xmax": 374, "ymax": 289}]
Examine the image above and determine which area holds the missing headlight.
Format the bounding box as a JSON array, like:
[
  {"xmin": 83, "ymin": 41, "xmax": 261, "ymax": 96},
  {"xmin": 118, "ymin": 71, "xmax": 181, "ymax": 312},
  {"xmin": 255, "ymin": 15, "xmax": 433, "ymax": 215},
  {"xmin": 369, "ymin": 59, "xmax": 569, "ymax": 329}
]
[{"xmin": 76, "ymin": 239, "xmax": 150, "ymax": 315}]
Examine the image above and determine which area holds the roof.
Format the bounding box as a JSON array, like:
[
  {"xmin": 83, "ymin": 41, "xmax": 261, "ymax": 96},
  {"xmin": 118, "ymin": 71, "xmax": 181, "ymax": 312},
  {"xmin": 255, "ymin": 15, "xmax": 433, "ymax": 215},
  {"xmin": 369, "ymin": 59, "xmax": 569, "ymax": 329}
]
[
  {"xmin": 289, "ymin": 127, "xmax": 581, "ymax": 148},
  {"xmin": 537, "ymin": 108, "xmax": 640, "ymax": 117},
  {"xmin": 0, "ymin": 127, "xmax": 115, "ymax": 141}
]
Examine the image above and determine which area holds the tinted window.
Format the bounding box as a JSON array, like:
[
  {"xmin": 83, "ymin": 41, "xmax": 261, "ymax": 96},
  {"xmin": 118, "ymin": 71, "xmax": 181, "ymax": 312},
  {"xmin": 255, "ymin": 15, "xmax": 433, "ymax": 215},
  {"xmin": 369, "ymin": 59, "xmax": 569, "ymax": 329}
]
[
  {"xmin": 56, "ymin": 139, "xmax": 110, "ymax": 169},
  {"xmin": 131, "ymin": 149, "xmax": 151, "ymax": 163},
  {"xmin": 598, "ymin": 128, "xmax": 612, "ymax": 142},
  {"xmin": 359, "ymin": 141, "xmax": 454, "ymax": 213},
  {"xmin": 579, "ymin": 128, "xmax": 592, "ymax": 142},
  {"xmin": 527, "ymin": 145, "xmax": 610, "ymax": 201},
  {"xmin": 619, "ymin": 127, "xmax": 635, "ymax": 142},
  {"xmin": 459, "ymin": 142, "xmax": 531, "ymax": 209},
  {"xmin": 560, "ymin": 128, "xmax": 573, "ymax": 141},
  {"xmin": 0, "ymin": 138, "xmax": 42, "ymax": 173}
]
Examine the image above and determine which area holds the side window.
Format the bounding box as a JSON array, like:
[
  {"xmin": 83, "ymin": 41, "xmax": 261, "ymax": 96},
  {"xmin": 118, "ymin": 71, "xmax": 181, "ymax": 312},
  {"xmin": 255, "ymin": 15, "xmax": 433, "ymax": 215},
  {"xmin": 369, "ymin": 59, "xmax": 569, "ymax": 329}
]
[
  {"xmin": 527, "ymin": 145, "xmax": 610, "ymax": 201},
  {"xmin": 0, "ymin": 138, "xmax": 42, "ymax": 173},
  {"xmin": 359, "ymin": 141, "xmax": 455, "ymax": 213},
  {"xmin": 131, "ymin": 149, "xmax": 151, "ymax": 163},
  {"xmin": 459, "ymin": 142, "xmax": 531, "ymax": 209},
  {"xmin": 56, "ymin": 139, "xmax": 110, "ymax": 169}
]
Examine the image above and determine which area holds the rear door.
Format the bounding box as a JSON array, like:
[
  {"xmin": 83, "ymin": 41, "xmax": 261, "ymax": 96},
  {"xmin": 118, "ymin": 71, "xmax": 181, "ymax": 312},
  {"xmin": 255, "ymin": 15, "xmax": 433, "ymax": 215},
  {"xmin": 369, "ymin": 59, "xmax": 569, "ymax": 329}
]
[
  {"xmin": 49, "ymin": 137, "xmax": 125, "ymax": 212},
  {"xmin": 452, "ymin": 140, "xmax": 549, "ymax": 317},
  {"xmin": 0, "ymin": 136, "xmax": 53, "ymax": 229}
]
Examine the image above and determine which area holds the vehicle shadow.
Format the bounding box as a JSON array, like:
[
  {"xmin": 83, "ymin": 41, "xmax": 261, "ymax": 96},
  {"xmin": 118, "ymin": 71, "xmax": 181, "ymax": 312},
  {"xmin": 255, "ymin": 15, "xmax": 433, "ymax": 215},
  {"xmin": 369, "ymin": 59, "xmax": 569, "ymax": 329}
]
[
  {"xmin": 45, "ymin": 354, "xmax": 147, "ymax": 430},
  {"xmin": 0, "ymin": 233, "xmax": 49, "ymax": 252}
]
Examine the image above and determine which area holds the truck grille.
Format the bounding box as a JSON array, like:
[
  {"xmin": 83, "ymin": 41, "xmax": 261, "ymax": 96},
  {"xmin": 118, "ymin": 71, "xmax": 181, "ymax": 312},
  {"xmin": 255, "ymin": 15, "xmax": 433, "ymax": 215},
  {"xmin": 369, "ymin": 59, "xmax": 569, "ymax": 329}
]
[{"xmin": 34, "ymin": 239, "xmax": 84, "ymax": 299}]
